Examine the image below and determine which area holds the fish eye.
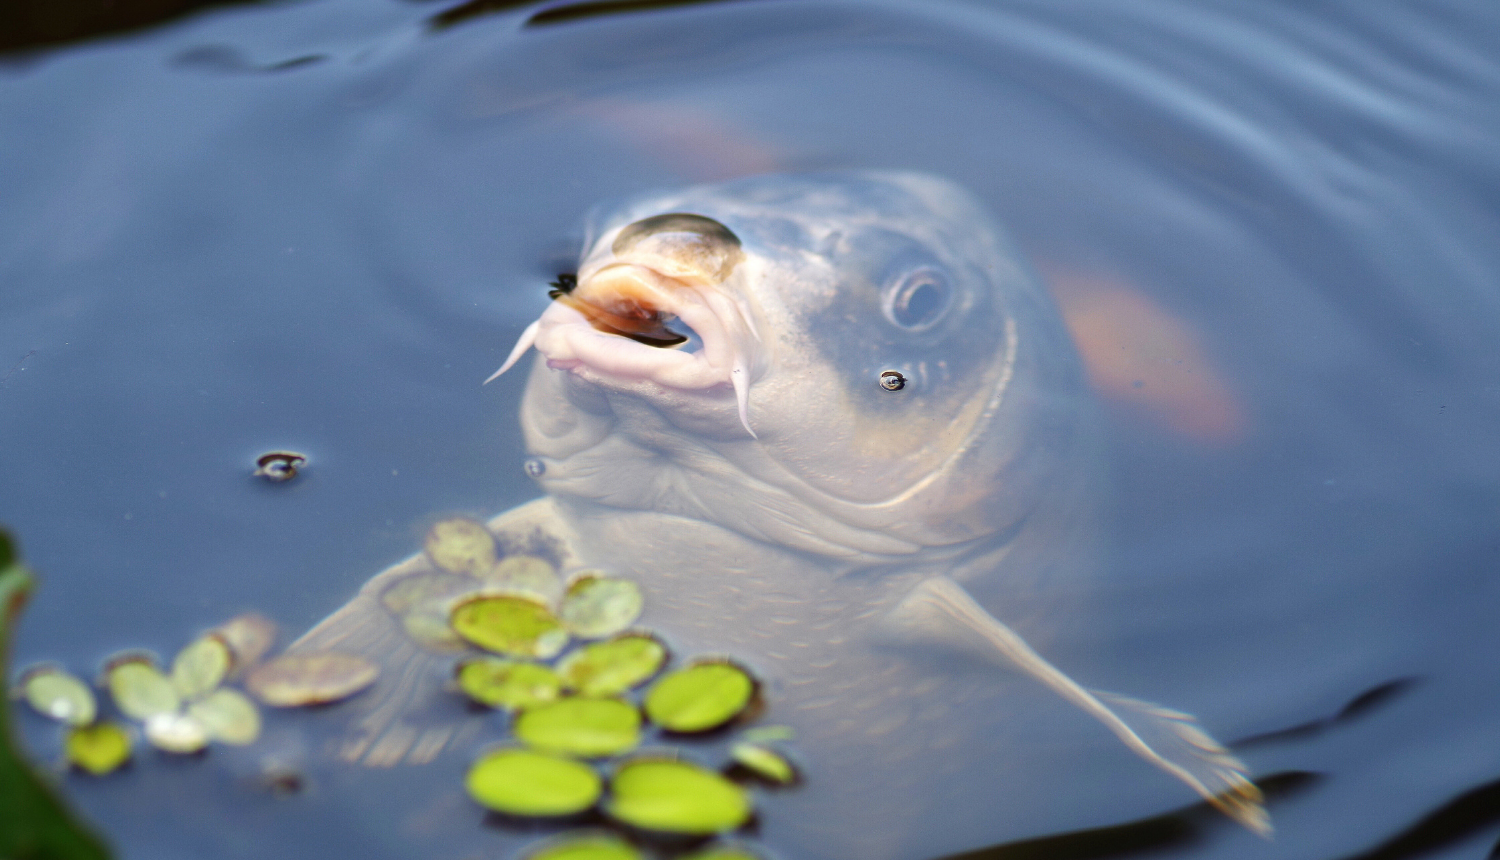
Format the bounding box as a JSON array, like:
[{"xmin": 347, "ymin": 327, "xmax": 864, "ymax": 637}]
[{"xmin": 883, "ymin": 267, "xmax": 952, "ymax": 331}]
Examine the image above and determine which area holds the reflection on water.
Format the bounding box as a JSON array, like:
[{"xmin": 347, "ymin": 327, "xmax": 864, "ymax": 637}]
[{"xmin": 2, "ymin": 1, "xmax": 1500, "ymax": 859}]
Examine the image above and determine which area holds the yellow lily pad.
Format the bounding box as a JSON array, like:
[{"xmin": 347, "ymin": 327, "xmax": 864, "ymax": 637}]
[
  {"xmin": 557, "ymin": 634, "xmax": 667, "ymax": 697},
  {"xmin": 450, "ymin": 595, "xmax": 568, "ymax": 659},
  {"xmin": 523, "ymin": 833, "xmax": 644, "ymax": 860},
  {"xmin": 606, "ymin": 758, "xmax": 751, "ymax": 834},
  {"xmin": 729, "ymin": 742, "xmax": 797, "ymax": 785},
  {"xmin": 643, "ymin": 661, "xmax": 755, "ymax": 733},
  {"xmin": 187, "ymin": 688, "xmax": 261, "ymax": 745},
  {"xmin": 559, "ymin": 576, "xmax": 642, "ymax": 639},
  {"xmin": 425, "ymin": 518, "xmax": 497, "ymax": 576},
  {"xmin": 465, "ymin": 747, "xmax": 601, "ymax": 817},
  {"xmin": 105, "ymin": 656, "xmax": 180, "ymax": 721},
  {"xmin": 19, "ymin": 665, "xmax": 96, "ymax": 726},
  {"xmin": 456, "ymin": 658, "xmax": 561, "ymax": 711},
  {"xmin": 485, "ymin": 554, "xmax": 563, "ymax": 605},
  {"xmin": 64, "ymin": 722, "xmax": 132, "ymax": 775},
  {"xmin": 143, "ymin": 712, "xmax": 209, "ymax": 754},
  {"xmin": 245, "ymin": 651, "xmax": 379, "ymax": 707},
  {"xmin": 170, "ymin": 634, "xmax": 231, "ymax": 700},
  {"xmin": 514, "ymin": 697, "xmax": 641, "ymax": 758}
]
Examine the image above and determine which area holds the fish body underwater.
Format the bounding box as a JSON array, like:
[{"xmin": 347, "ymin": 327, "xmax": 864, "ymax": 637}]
[{"xmin": 289, "ymin": 172, "xmax": 1265, "ymax": 857}]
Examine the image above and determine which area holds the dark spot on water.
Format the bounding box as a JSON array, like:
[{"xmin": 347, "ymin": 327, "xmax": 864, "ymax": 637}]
[
  {"xmin": 1232, "ymin": 677, "xmax": 1420, "ymax": 749},
  {"xmin": 524, "ymin": 458, "xmax": 546, "ymax": 479},
  {"xmin": 546, "ymin": 273, "xmax": 577, "ymax": 299},
  {"xmin": 1339, "ymin": 775, "xmax": 1500, "ymax": 860},
  {"xmin": 173, "ymin": 45, "xmax": 326, "ymax": 73},
  {"xmin": 427, "ymin": 0, "xmax": 535, "ymax": 31}
]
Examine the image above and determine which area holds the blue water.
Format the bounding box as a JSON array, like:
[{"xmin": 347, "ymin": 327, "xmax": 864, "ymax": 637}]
[{"xmin": 3, "ymin": 1, "xmax": 1500, "ymax": 858}]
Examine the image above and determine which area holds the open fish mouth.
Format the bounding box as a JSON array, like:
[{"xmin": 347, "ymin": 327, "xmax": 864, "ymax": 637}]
[{"xmin": 485, "ymin": 216, "xmax": 763, "ymax": 436}]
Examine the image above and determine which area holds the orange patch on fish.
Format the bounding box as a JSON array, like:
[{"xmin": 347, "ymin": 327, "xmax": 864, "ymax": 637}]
[{"xmin": 1044, "ymin": 268, "xmax": 1247, "ymax": 445}]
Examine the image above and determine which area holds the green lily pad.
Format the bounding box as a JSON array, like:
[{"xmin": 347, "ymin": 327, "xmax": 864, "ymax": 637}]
[
  {"xmin": 680, "ymin": 845, "xmax": 765, "ymax": 860},
  {"xmin": 485, "ymin": 554, "xmax": 563, "ymax": 605},
  {"xmin": 523, "ymin": 833, "xmax": 645, "ymax": 860},
  {"xmin": 729, "ymin": 742, "xmax": 797, "ymax": 785},
  {"xmin": 425, "ymin": 518, "xmax": 497, "ymax": 576},
  {"xmin": 106, "ymin": 655, "xmax": 180, "ymax": 720},
  {"xmin": 456, "ymin": 658, "xmax": 561, "ymax": 711},
  {"xmin": 19, "ymin": 665, "xmax": 96, "ymax": 726},
  {"xmin": 515, "ymin": 697, "xmax": 641, "ymax": 758},
  {"xmin": 450, "ymin": 595, "xmax": 568, "ymax": 659},
  {"xmin": 64, "ymin": 722, "xmax": 132, "ymax": 775},
  {"xmin": 245, "ymin": 651, "xmax": 379, "ymax": 707},
  {"xmin": 559, "ymin": 576, "xmax": 643, "ymax": 639},
  {"xmin": 644, "ymin": 661, "xmax": 755, "ymax": 733},
  {"xmin": 739, "ymin": 725, "xmax": 794, "ymax": 743},
  {"xmin": 606, "ymin": 758, "xmax": 751, "ymax": 834},
  {"xmin": 557, "ymin": 634, "xmax": 667, "ymax": 697},
  {"xmin": 465, "ymin": 747, "xmax": 601, "ymax": 817},
  {"xmin": 143, "ymin": 711, "xmax": 209, "ymax": 753},
  {"xmin": 170, "ymin": 634, "xmax": 231, "ymax": 700},
  {"xmin": 187, "ymin": 688, "xmax": 261, "ymax": 745}
]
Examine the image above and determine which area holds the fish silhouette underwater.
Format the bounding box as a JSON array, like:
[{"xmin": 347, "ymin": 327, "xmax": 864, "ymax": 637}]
[{"xmin": 285, "ymin": 171, "xmax": 1267, "ymax": 855}]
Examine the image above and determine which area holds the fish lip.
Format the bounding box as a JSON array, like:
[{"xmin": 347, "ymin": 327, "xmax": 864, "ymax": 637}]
[{"xmin": 489, "ymin": 257, "xmax": 764, "ymax": 435}]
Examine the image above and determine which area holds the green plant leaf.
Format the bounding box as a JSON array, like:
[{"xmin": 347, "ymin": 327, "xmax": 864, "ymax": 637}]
[
  {"xmin": 606, "ymin": 758, "xmax": 751, "ymax": 834},
  {"xmin": 105, "ymin": 657, "xmax": 179, "ymax": 721},
  {"xmin": 643, "ymin": 661, "xmax": 755, "ymax": 733},
  {"xmin": 729, "ymin": 742, "xmax": 797, "ymax": 785},
  {"xmin": 522, "ymin": 833, "xmax": 644, "ymax": 860},
  {"xmin": 514, "ymin": 698, "xmax": 641, "ymax": 758},
  {"xmin": 187, "ymin": 688, "xmax": 261, "ymax": 745},
  {"xmin": 0, "ymin": 529, "xmax": 112, "ymax": 858},
  {"xmin": 424, "ymin": 518, "xmax": 498, "ymax": 576},
  {"xmin": 169, "ymin": 635, "xmax": 231, "ymax": 700},
  {"xmin": 18, "ymin": 665, "xmax": 96, "ymax": 726},
  {"xmin": 64, "ymin": 723, "xmax": 132, "ymax": 776},
  {"xmin": 455, "ymin": 658, "xmax": 561, "ymax": 711},
  {"xmin": 557, "ymin": 634, "xmax": 666, "ymax": 697},
  {"xmin": 559, "ymin": 576, "xmax": 642, "ymax": 639},
  {"xmin": 450, "ymin": 595, "xmax": 568, "ymax": 659},
  {"xmin": 465, "ymin": 747, "xmax": 601, "ymax": 817}
]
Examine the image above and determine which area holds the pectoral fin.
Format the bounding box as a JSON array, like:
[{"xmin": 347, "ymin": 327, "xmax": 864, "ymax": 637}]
[
  {"xmin": 283, "ymin": 497, "xmax": 583, "ymax": 767},
  {"xmin": 884, "ymin": 576, "xmax": 1270, "ymax": 837}
]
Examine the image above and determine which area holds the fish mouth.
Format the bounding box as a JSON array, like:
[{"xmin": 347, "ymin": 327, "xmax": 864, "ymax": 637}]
[{"xmin": 485, "ymin": 260, "xmax": 763, "ymax": 437}]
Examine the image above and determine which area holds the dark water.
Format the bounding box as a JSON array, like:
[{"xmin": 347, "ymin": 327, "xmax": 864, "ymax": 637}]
[{"xmin": 3, "ymin": 1, "xmax": 1500, "ymax": 858}]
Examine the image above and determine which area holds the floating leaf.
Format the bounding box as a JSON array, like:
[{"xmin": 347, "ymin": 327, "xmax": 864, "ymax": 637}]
[
  {"xmin": 681, "ymin": 845, "xmax": 765, "ymax": 860},
  {"xmin": 170, "ymin": 634, "xmax": 231, "ymax": 700},
  {"xmin": 456, "ymin": 658, "xmax": 561, "ymax": 711},
  {"xmin": 485, "ymin": 554, "xmax": 563, "ymax": 605},
  {"xmin": 214, "ymin": 613, "xmax": 277, "ymax": 676},
  {"xmin": 188, "ymin": 688, "xmax": 261, "ymax": 745},
  {"xmin": 425, "ymin": 518, "xmax": 497, "ymax": 576},
  {"xmin": 558, "ymin": 634, "xmax": 666, "ymax": 697},
  {"xmin": 64, "ymin": 722, "xmax": 132, "ymax": 775},
  {"xmin": 523, "ymin": 833, "xmax": 645, "ymax": 860},
  {"xmin": 644, "ymin": 661, "xmax": 755, "ymax": 733},
  {"xmin": 465, "ymin": 747, "xmax": 601, "ymax": 817},
  {"xmin": 607, "ymin": 758, "xmax": 751, "ymax": 834},
  {"xmin": 19, "ymin": 665, "xmax": 96, "ymax": 726},
  {"xmin": 143, "ymin": 711, "xmax": 209, "ymax": 753},
  {"xmin": 515, "ymin": 698, "xmax": 641, "ymax": 758},
  {"xmin": 246, "ymin": 651, "xmax": 379, "ymax": 707},
  {"xmin": 450, "ymin": 595, "xmax": 568, "ymax": 659},
  {"xmin": 729, "ymin": 742, "xmax": 797, "ymax": 785},
  {"xmin": 559, "ymin": 576, "xmax": 642, "ymax": 639},
  {"xmin": 106, "ymin": 656, "xmax": 180, "ymax": 720}
]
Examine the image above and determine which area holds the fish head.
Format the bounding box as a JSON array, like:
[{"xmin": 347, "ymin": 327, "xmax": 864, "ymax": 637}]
[{"xmin": 503, "ymin": 172, "xmax": 1087, "ymax": 561}]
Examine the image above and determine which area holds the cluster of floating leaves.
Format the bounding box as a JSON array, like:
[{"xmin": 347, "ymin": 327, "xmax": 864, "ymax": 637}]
[
  {"xmin": 16, "ymin": 614, "xmax": 276, "ymax": 774},
  {"xmin": 413, "ymin": 518, "xmax": 799, "ymax": 859}
]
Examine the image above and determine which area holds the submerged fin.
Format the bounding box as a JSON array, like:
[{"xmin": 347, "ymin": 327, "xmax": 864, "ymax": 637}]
[
  {"xmin": 286, "ymin": 498, "xmax": 584, "ymax": 766},
  {"xmin": 883, "ymin": 576, "xmax": 1270, "ymax": 837}
]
